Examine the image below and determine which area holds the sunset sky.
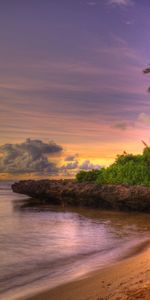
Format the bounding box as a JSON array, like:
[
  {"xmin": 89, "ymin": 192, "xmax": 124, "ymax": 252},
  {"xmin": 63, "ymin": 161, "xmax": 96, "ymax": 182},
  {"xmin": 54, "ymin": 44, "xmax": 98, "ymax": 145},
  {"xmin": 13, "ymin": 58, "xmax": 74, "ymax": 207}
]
[{"xmin": 1, "ymin": 0, "xmax": 150, "ymax": 179}]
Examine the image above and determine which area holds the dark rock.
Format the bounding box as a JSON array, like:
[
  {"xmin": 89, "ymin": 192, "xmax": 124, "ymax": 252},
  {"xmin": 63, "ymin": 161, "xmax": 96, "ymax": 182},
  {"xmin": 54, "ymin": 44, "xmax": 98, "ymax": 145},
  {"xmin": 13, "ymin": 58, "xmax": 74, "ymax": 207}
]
[{"xmin": 11, "ymin": 180, "xmax": 150, "ymax": 213}]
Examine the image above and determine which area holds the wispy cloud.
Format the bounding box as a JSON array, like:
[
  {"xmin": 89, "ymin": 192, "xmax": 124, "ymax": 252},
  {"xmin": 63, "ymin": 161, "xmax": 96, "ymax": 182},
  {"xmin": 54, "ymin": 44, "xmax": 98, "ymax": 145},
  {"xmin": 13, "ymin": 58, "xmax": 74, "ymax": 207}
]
[
  {"xmin": 113, "ymin": 121, "xmax": 135, "ymax": 130},
  {"xmin": 60, "ymin": 159, "xmax": 102, "ymax": 177},
  {"xmin": 64, "ymin": 154, "xmax": 79, "ymax": 161},
  {"xmin": 125, "ymin": 20, "xmax": 134, "ymax": 25},
  {"xmin": 138, "ymin": 113, "xmax": 150, "ymax": 125},
  {"xmin": 108, "ymin": 0, "xmax": 133, "ymax": 6},
  {"xmin": 61, "ymin": 161, "xmax": 79, "ymax": 171},
  {"xmin": 79, "ymin": 160, "xmax": 101, "ymax": 170},
  {"xmin": 87, "ymin": 1, "xmax": 97, "ymax": 5}
]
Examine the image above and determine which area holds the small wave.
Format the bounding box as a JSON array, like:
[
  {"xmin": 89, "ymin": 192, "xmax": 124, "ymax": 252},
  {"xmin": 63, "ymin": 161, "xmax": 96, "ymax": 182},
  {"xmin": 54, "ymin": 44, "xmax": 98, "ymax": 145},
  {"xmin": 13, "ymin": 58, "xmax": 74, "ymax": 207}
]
[
  {"xmin": 120, "ymin": 238, "xmax": 150, "ymax": 260},
  {"xmin": 1, "ymin": 237, "xmax": 150, "ymax": 296}
]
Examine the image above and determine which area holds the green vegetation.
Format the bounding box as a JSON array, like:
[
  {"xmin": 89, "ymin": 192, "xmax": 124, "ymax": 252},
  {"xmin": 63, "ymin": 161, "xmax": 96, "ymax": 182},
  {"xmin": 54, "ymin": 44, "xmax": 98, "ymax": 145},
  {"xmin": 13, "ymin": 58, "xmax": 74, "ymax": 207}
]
[
  {"xmin": 76, "ymin": 169, "xmax": 100, "ymax": 182},
  {"xmin": 76, "ymin": 147, "xmax": 150, "ymax": 186}
]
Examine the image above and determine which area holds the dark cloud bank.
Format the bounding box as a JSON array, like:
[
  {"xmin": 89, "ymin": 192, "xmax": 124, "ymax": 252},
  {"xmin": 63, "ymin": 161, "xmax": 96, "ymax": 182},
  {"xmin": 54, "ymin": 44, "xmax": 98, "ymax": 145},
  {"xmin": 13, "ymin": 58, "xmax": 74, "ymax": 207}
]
[
  {"xmin": 0, "ymin": 139, "xmax": 101, "ymax": 176},
  {"xmin": 0, "ymin": 139, "xmax": 62, "ymax": 174}
]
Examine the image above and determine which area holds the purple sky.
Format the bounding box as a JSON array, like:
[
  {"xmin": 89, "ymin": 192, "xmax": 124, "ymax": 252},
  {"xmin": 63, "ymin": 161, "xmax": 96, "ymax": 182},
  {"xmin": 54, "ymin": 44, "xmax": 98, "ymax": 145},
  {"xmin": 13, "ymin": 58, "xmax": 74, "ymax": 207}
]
[{"xmin": 0, "ymin": 0, "xmax": 150, "ymax": 177}]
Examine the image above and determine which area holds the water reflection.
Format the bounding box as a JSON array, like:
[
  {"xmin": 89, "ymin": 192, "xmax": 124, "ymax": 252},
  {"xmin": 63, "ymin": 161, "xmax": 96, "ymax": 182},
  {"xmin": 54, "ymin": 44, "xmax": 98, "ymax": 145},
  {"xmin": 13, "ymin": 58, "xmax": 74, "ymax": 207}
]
[
  {"xmin": 0, "ymin": 182, "xmax": 150, "ymax": 300},
  {"xmin": 14, "ymin": 197, "xmax": 150, "ymax": 234}
]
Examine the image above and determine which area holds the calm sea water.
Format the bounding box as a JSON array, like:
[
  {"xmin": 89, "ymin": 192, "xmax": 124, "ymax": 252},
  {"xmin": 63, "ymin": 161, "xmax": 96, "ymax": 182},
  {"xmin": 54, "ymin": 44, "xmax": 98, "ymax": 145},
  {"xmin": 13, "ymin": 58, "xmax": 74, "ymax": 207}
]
[{"xmin": 0, "ymin": 181, "xmax": 150, "ymax": 300}]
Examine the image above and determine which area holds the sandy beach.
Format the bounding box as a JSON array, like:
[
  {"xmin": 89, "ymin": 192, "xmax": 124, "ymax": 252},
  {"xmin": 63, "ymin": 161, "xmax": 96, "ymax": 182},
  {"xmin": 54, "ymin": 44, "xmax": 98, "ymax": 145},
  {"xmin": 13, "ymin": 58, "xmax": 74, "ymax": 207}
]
[{"xmin": 25, "ymin": 246, "xmax": 150, "ymax": 300}]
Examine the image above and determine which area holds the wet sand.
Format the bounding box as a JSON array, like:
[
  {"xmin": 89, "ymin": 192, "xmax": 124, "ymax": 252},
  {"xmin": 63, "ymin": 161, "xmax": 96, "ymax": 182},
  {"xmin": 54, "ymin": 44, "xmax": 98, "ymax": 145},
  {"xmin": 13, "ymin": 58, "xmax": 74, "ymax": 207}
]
[{"xmin": 25, "ymin": 246, "xmax": 150, "ymax": 300}]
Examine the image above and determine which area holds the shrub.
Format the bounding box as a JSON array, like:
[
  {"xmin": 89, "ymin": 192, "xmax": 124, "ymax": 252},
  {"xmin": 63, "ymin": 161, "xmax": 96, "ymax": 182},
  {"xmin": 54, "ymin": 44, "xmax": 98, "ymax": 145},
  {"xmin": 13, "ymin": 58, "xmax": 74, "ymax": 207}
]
[
  {"xmin": 76, "ymin": 149, "xmax": 150, "ymax": 187},
  {"xmin": 76, "ymin": 169, "xmax": 101, "ymax": 182}
]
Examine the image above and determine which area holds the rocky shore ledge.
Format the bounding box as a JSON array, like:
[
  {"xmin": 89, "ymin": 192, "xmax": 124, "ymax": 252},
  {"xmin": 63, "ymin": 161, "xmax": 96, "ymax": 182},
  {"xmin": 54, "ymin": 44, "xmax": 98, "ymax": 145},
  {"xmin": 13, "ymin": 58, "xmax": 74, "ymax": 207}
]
[{"xmin": 11, "ymin": 179, "xmax": 150, "ymax": 213}]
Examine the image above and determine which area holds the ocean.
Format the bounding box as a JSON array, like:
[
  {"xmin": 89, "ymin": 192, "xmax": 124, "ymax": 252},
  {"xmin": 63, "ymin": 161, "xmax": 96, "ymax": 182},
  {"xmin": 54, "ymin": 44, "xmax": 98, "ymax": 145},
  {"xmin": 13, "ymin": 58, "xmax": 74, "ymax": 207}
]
[{"xmin": 0, "ymin": 180, "xmax": 150, "ymax": 300}]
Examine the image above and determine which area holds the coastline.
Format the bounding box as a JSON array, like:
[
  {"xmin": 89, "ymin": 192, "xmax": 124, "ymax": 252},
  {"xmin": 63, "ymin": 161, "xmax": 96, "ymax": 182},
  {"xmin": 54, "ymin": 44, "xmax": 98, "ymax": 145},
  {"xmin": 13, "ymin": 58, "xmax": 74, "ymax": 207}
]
[
  {"xmin": 24, "ymin": 246, "xmax": 150, "ymax": 300},
  {"xmin": 11, "ymin": 180, "xmax": 150, "ymax": 299}
]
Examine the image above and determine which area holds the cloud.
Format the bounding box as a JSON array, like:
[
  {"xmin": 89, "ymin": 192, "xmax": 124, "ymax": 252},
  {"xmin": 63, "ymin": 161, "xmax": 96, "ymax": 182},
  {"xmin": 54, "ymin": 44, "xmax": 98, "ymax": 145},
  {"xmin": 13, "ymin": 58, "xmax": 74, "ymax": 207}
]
[
  {"xmin": 61, "ymin": 161, "xmax": 79, "ymax": 171},
  {"xmin": 108, "ymin": 0, "xmax": 133, "ymax": 6},
  {"xmin": 0, "ymin": 139, "xmax": 62, "ymax": 174},
  {"xmin": 79, "ymin": 160, "xmax": 101, "ymax": 170},
  {"xmin": 64, "ymin": 154, "xmax": 78, "ymax": 161},
  {"xmin": 87, "ymin": 1, "xmax": 97, "ymax": 5},
  {"xmin": 113, "ymin": 122, "xmax": 128, "ymax": 130},
  {"xmin": 60, "ymin": 159, "xmax": 101, "ymax": 177},
  {"xmin": 113, "ymin": 121, "xmax": 134, "ymax": 130},
  {"xmin": 138, "ymin": 113, "xmax": 150, "ymax": 125},
  {"xmin": 125, "ymin": 20, "xmax": 134, "ymax": 25},
  {"xmin": 0, "ymin": 138, "xmax": 101, "ymax": 177}
]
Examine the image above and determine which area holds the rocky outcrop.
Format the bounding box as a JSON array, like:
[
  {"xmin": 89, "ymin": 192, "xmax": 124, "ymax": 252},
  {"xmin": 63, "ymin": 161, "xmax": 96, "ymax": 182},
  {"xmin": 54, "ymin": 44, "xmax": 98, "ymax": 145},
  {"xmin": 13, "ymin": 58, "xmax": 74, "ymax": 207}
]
[{"xmin": 12, "ymin": 180, "xmax": 150, "ymax": 213}]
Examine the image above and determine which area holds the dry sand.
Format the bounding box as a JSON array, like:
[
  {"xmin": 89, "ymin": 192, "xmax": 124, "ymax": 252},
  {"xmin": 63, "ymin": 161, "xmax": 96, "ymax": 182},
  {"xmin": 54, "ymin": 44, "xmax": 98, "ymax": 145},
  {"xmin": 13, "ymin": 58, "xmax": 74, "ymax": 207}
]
[{"xmin": 25, "ymin": 247, "xmax": 150, "ymax": 300}]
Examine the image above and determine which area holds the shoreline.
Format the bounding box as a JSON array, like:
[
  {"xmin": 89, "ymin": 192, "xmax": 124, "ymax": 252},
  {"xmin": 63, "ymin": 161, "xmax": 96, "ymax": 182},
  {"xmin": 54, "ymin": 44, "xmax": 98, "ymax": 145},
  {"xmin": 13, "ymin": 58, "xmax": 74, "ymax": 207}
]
[{"xmin": 24, "ymin": 246, "xmax": 150, "ymax": 300}]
